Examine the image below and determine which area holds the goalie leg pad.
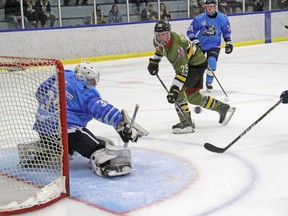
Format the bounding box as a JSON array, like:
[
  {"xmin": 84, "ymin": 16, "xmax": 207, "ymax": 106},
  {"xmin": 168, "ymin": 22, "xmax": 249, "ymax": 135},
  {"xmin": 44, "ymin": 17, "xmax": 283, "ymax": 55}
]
[
  {"xmin": 90, "ymin": 144, "xmax": 133, "ymax": 177},
  {"xmin": 17, "ymin": 138, "xmax": 61, "ymax": 168},
  {"xmin": 17, "ymin": 142, "xmax": 39, "ymax": 163}
]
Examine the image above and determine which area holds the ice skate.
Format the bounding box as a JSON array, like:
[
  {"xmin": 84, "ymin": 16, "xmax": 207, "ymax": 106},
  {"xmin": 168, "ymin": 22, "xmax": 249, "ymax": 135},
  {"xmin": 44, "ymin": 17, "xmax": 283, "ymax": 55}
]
[
  {"xmin": 218, "ymin": 104, "xmax": 236, "ymax": 126},
  {"xmin": 105, "ymin": 165, "xmax": 134, "ymax": 177},
  {"xmin": 206, "ymin": 82, "xmax": 213, "ymax": 93},
  {"xmin": 172, "ymin": 121, "xmax": 195, "ymax": 134}
]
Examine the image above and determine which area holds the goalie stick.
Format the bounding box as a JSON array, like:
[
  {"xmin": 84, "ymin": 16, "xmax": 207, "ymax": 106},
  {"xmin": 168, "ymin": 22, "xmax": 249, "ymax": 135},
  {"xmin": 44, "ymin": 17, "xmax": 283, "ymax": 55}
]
[
  {"xmin": 156, "ymin": 74, "xmax": 196, "ymax": 129},
  {"xmin": 124, "ymin": 104, "xmax": 139, "ymax": 148},
  {"xmin": 204, "ymin": 99, "xmax": 283, "ymax": 153}
]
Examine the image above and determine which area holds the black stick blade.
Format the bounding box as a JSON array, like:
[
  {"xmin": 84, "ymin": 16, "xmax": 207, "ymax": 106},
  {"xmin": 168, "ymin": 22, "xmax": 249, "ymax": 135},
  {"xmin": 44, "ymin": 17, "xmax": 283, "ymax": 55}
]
[{"xmin": 204, "ymin": 143, "xmax": 226, "ymax": 153}]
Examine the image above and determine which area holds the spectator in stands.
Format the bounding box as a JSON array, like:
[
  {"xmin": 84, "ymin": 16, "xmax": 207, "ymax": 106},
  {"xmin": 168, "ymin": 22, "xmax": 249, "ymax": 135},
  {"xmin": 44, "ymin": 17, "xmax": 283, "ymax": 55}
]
[
  {"xmin": 4, "ymin": 0, "xmax": 29, "ymax": 29},
  {"xmin": 24, "ymin": 0, "xmax": 38, "ymax": 27},
  {"xmin": 190, "ymin": 0, "xmax": 199, "ymax": 17},
  {"xmin": 85, "ymin": 4, "xmax": 106, "ymax": 25},
  {"xmin": 34, "ymin": 0, "xmax": 56, "ymax": 27},
  {"xmin": 141, "ymin": 2, "xmax": 158, "ymax": 21},
  {"xmin": 198, "ymin": 0, "xmax": 206, "ymax": 14},
  {"xmin": 75, "ymin": 0, "xmax": 88, "ymax": 6},
  {"xmin": 108, "ymin": 4, "xmax": 123, "ymax": 23},
  {"xmin": 253, "ymin": 0, "xmax": 264, "ymax": 11},
  {"xmin": 130, "ymin": 0, "xmax": 148, "ymax": 13},
  {"xmin": 160, "ymin": 2, "xmax": 171, "ymax": 20},
  {"xmin": 95, "ymin": 4, "xmax": 106, "ymax": 24},
  {"xmin": 63, "ymin": 0, "xmax": 69, "ymax": 6},
  {"xmin": 278, "ymin": 0, "xmax": 288, "ymax": 9},
  {"xmin": 218, "ymin": 0, "xmax": 229, "ymax": 14},
  {"xmin": 229, "ymin": 0, "xmax": 242, "ymax": 13}
]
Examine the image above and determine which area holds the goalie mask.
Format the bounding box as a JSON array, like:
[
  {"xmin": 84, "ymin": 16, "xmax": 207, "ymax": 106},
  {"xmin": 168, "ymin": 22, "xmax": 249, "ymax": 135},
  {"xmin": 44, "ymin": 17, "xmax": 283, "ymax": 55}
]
[
  {"xmin": 205, "ymin": 0, "xmax": 217, "ymax": 16},
  {"xmin": 154, "ymin": 21, "xmax": 171, "ymax": 47},
  {"xmin": 75, "ymin": 61, "xmax": 100, "ymax": 87}
]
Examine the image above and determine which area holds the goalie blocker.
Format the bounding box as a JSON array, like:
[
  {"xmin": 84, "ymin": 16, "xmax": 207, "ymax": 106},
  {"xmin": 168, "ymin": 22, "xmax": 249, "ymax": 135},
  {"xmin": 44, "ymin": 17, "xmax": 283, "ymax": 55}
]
[{"xmin": 116, "ymin": 109, "xmax": 149, "ymax": 143}]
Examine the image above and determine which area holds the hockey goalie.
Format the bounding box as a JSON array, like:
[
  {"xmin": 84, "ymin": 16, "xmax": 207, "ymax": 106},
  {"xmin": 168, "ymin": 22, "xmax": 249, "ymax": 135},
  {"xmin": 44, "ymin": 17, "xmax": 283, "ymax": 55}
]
[{"xmin": 18, "ymin": 61, "xmax": 149, "ymax": 177}]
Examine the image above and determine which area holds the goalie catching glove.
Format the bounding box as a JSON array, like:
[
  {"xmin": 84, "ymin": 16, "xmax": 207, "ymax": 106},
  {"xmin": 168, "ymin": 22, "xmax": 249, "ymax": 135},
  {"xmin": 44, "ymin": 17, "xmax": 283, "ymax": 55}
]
[{"xmin": 116, "ymin": 109, "xmax": 149, "ymax": 143}]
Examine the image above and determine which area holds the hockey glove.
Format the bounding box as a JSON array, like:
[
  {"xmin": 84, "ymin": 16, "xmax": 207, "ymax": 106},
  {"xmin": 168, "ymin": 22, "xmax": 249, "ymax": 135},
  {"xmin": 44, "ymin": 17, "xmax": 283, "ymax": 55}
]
[
  {"xmin": 224, "ymin": 39, "xmax": 233, "ymax": 54},
  {"xmin": 148, "ymin": 58, "xmax": 160, "ymax": 76},
  {"xmin": 280, "ymin": 90, "xmax": 288, "ymax": 104},
  {"xmin": 117, "ymin": 127, "xmax": 138, "ymax": 143},
  {"xmin": 190, "ymin": 37, "xmax": 200, "ymax": 47},
  {"xmin": 117, "ymin": 124, "xmax": 138, "ymax": 143},
  {"xmin": 167, "ymin": 85, "xmax": 180, "ymax": 104}
]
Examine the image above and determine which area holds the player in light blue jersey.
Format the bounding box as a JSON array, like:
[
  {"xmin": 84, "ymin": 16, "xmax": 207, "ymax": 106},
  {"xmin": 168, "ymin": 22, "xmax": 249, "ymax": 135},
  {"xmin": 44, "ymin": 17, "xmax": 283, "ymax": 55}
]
[
  {"xmin": 187, "ymin": 0, "xmax": 233, "ymax": 91},
  {"xmin": 22, "ymin": 61, "xmax": 148, "ymax": 177}
]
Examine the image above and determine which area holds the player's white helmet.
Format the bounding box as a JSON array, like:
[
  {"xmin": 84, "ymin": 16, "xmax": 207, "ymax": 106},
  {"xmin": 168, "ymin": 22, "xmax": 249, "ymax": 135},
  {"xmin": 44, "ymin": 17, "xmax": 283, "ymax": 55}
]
[{"xmin": 75, "ymin": 61, "xmax": 100, "ymax": 87}]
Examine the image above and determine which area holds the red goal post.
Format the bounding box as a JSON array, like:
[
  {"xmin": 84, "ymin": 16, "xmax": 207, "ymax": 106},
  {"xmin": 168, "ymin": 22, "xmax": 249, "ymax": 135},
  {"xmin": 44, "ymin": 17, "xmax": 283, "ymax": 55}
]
[{"xmin": 0, "ymin": 56, "xmax": 69, "ymax": 215}]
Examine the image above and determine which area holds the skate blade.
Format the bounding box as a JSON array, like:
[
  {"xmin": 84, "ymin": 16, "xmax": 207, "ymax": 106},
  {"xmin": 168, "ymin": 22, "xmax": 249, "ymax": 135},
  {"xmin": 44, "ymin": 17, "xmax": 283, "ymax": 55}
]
[
  {"xmin": 222, "ymin": 107, "xmax": 236, "ymax": 126},
  {"xmin": 172, "ymin": 127, "xmax": 195, "ymax": 134},
  {"xmin": 107, "ymin": 168, "xmax": 135, "ymax": 177},
  {"xmin": 191, "ymin": 119, "xmax": 196, "ymax": 129}
]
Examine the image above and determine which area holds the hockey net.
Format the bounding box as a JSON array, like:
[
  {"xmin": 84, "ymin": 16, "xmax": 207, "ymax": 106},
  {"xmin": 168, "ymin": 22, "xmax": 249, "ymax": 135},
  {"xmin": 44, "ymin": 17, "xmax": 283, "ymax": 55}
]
[{"xmin": 0, "ymin": 56, "xmax": 69, "ymax": 215}]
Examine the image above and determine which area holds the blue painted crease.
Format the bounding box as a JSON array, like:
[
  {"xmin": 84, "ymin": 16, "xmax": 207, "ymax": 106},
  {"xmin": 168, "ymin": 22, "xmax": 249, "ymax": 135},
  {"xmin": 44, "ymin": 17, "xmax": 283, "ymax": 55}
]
[{"xmin": 69, "ymin": 148, "xmax": 195, "ymax": 213}]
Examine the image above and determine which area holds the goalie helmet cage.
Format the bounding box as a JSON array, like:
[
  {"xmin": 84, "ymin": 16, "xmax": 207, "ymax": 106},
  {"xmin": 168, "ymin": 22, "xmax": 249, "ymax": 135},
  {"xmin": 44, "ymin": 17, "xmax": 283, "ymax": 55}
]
[{"xmin": 0, "ymin": 56, "xmax": 69, "ymax": 215}]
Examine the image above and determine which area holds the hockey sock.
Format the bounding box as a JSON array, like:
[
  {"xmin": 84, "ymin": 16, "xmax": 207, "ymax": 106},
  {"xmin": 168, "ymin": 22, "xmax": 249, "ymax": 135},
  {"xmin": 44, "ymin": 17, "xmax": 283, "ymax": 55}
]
[{"xmin": 206, "ymin": 74, "xmax": 214, "ymax": 84}]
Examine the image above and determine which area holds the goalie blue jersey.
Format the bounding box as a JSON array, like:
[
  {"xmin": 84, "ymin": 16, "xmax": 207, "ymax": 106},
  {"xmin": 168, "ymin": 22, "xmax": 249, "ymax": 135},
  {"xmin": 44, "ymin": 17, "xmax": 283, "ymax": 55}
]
[
  {"xmin": 186, "ymin": 12, "xmax": 231, "ymax": 51},
  {"xmin": 33, "ymin": 74, "xmax": 59, "ymax": 134},
  {"xmin": 33, "ymin": 70, "xmax": 123, "ymax": 134}
]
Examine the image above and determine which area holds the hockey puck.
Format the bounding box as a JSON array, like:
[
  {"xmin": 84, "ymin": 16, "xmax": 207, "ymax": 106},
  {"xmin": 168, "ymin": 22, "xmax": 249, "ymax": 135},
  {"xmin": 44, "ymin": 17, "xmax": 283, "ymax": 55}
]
[{"xmin": 194, "ymin": 106, "xmax": 202, "ymax": 114}]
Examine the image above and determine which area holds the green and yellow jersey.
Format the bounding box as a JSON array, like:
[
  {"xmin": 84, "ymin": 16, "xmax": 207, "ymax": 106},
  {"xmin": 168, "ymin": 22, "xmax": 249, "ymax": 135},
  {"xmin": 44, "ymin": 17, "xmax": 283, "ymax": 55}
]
[{"xmin": 153, "ymin": 31, "xmax": 207, "ymax": 90}]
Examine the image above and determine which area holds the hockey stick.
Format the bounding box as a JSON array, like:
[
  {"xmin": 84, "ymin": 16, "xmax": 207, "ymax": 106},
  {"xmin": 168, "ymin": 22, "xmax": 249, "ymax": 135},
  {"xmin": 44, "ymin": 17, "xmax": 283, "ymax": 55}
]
[
  {"xmin": 204, "ymin": 99, "xmax": 283, "ymax": 153},
  {"xmin": 156, "ymin": 74, "xmax": 195, "ymax": 129},
  {"xmin": 124, "ymin": 104, "xmax": 139, "ymax": 148},
  {"xmin": 280, "ymin": 22, "xmax": 288, "ymax": 29},
  {"xmin": 210, "ymin": 69, "xmax": 229, "ymax": 102}
]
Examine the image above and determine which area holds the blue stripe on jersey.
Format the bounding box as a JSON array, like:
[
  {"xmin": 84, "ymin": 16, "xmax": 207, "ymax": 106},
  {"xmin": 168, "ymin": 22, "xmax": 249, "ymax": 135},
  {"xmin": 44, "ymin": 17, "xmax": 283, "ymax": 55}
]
[{"xmin": 88, "ymin": 97, "xmax": 123, "ymax": 128}]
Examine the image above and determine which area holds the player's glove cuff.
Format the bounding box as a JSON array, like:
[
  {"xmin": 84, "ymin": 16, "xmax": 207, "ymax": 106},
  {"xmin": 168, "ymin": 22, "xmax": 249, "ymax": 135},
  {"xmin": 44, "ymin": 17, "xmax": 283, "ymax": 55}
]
[
  {"xmin": 224, "ymin": 38, "xmax": 233, "ymax": 54},
  {"xmin": 148, "ymin": 58, "xmax": 160, "ymax": 76},
  {"xmin": 167, "ymin": 85, "xmax": 180, "ymax": 104}
]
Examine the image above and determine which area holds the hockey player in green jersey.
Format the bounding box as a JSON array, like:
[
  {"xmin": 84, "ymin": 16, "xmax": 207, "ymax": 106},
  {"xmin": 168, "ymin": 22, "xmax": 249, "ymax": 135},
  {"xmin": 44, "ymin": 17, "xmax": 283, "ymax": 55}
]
[{"xmin": 147, "ymin": 21, "xmax": 235, "ymax": 134}]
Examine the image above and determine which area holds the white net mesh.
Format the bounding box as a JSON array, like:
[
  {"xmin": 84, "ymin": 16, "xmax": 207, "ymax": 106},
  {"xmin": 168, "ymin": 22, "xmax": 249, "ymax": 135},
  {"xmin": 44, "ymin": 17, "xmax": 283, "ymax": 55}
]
[{"xmin": 0, "ymin": 57, "xmax": 67, "ymax": 213}]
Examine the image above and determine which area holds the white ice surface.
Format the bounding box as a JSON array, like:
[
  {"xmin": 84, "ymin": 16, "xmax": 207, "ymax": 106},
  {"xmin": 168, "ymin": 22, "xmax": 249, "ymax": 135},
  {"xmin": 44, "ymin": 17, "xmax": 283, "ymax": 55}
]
[{"xmin": 20, "ymin": 42, "xmax": 288, "ymax": 216}]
